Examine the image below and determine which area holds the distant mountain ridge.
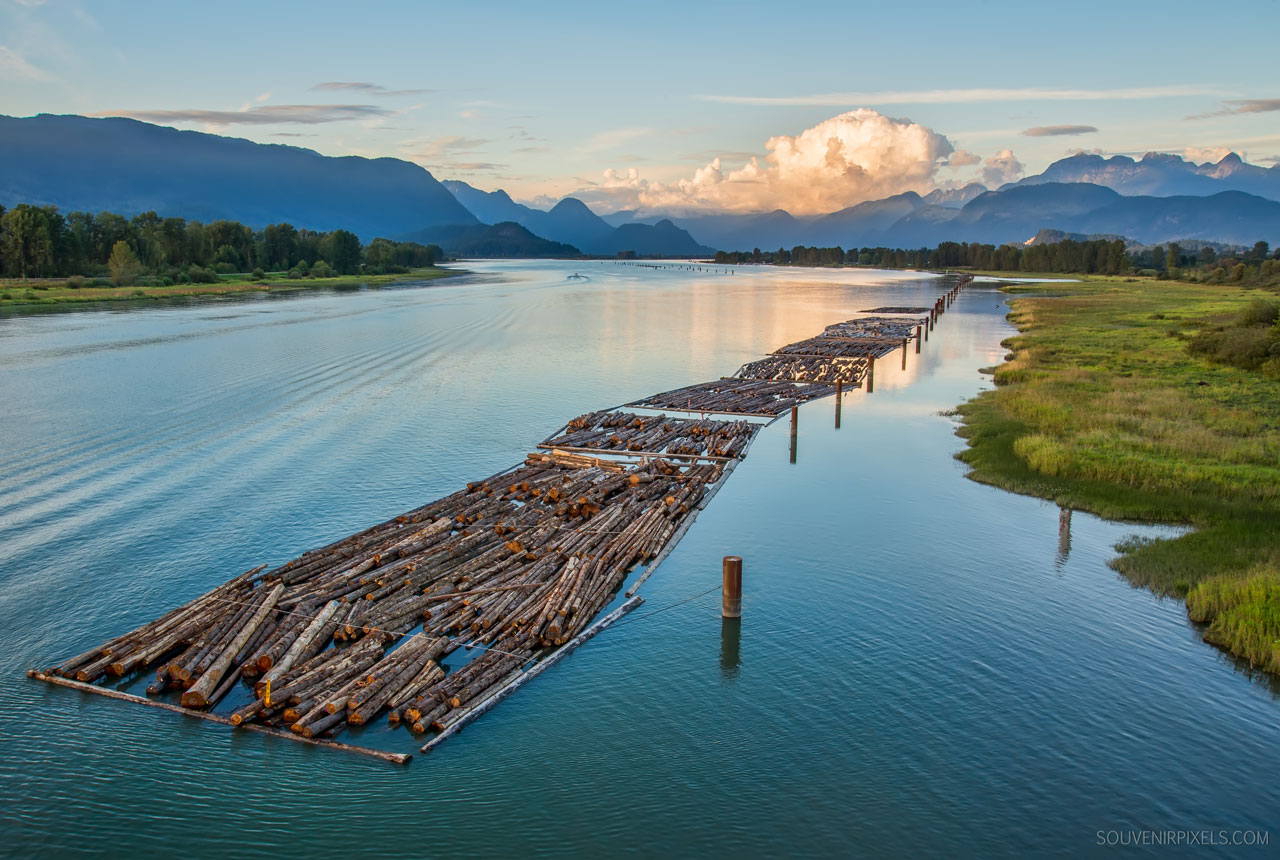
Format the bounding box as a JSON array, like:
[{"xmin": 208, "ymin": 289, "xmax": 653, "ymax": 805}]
[
  {"xmin": 1011, "ymin": 151, "xmax": 1280, "ymax": 201},
  {"xmin": 0, "ymin": 114, "xmax": 476, "ymax": 239},
  {"xmin": 396, "ymin": 222, "xmax": 581, "ymax": 257},
  {"xmin": 442, "ymin": 180, "xmax": 713, "ymax": 256}
]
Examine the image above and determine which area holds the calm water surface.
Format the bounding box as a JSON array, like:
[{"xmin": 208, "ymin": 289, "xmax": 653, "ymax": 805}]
[{"xmin": 0, "ymin": 261, "xmax": 1275, "ymax": 857}]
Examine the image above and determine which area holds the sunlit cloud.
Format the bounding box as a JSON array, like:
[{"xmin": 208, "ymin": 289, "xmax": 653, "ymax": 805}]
[
  {"xmin": 981, "ymin": 149, "xmax": 1024, "ymax": 186},
  {"xmin": 90, "ymin": 104, "xmax": 392, "ymax": 125},
  {"xmin": 1021, "ymin": 124, "xmax": 1098, "ymax": 137},
  {"xmin": 1184, "ymin": 146, "xmax": 1237, "ymax": 163},
  {"xmin": 311, "ymin": 81, "xmax": 432, "ymax": 97},
  {"xmin": 571, "ymin": 109, "xmax": 956, "ymax": 215},
  {"xmin": 698, "ymin": 85, "xmax": 1228, "ymax": 107},
  {"xmin": 946, "ymin": 149, "xmax": 982, "ymax": 167}
]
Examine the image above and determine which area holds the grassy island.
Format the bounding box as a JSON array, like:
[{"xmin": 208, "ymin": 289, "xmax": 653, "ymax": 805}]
[{"xmin": 956, "ymin": 274, "xmax": 1280, "ymax": 675}]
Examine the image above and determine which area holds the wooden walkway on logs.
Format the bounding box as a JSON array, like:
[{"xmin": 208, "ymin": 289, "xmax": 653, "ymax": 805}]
[{"xmin": 29, "ymin": 274, "xmax": 972, "ymax": 763}]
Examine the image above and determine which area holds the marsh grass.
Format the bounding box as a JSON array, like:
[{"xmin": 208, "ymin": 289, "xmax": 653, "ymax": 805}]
[{"xmin": 957, "ymin": 275, "xmax": 1280, "ymax": 674}]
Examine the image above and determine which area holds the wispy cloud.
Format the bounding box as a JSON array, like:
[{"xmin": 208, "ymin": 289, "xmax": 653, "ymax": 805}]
[
  {"xmin": 1021, "ymin": 124, "xmax": 1099, "ymax": 137},
  {"xmin": 581, "ymin": 127, "xmax": 650, "ymax": 153},
  {"xmin": 311, "ymin": 81, "xmax": 432, "ymax": 97},
  {"xmin": 698, "ymin": 85, "xmax": 1228, "ymax": 107},
  {"xmin": 89, "ymin": 104, "xmax": 391, "ymax": 125},
  {"xmin": 405, "ymin": 135, "xmax": 489, "ymax": 159},
  {"xmin": 0, "ymin": 44, "xmax": 53, "ymax": 80},
  {"xmin": 1188, "ymin": 98, "xmax": 1280, "ymax": 119}
]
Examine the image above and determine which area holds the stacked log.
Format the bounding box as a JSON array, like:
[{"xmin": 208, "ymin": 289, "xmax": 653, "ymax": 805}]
[
  {"xmin": 823, "ymin": 316, "xmax": 927, "ymax": 339},
  {"xmin": 773, "ymin": 336, "xmax": 901, "ymax": 360},
  {"xmin": 541, "ymin": 412, "xmax": 759, "ymax": 459},
  {"xmin": 735, "ymin": 355, "xmax": 866, "ymax": 385},
  {"xmin": 626, "ymin": 378, "xmax": 833, "ymax": 416}
]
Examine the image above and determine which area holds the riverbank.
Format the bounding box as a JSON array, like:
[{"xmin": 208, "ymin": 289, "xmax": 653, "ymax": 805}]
[
  {"xmin": 956, "ymin": 273, "xmax": 1280, "ymax": 675},
  {"xmin": 0, "ymin": 266, "xmax": 460, "ymax": 310}
]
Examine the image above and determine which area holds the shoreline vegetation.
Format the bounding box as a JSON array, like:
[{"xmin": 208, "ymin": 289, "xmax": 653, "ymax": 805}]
[
  {"xmin": 952, "ymin": 272, "xmax": 1280, "ymax": 678},
  {"xmin": 0, "ymin": 201, "xmax": 453, "ymax": 310},
  {"xmin": 0, "ymin": 266, "xmax": 460, "ymax": 310}
]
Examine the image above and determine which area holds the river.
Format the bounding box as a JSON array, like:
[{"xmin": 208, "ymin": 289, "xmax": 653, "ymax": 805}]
[{"xmin": 0, "ymin": 261, "xmax": 1275, "ymax": 857}]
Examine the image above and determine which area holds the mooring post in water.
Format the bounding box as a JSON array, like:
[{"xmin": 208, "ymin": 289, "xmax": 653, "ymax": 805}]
[
  {"xmin": 916, "ymin": 325, "xmax": 922, "ymax": 352},
  {"xmin": 901, "ymin": 338, "xmax": 908, "ymax": 370},
  {"xmin": 866, "ymin": 355, "xmax": 875, "ymax": 393},
  {"xmin": 835, "ymin": 379, "xmax": 842, "ymax": 428},
  {"xmin": 722, "ymin": 556, "xmax": 742, "ymax": 618},
  {"xmin": 789, "ymin": 406, "xmax": 798, "ymax": 463}
]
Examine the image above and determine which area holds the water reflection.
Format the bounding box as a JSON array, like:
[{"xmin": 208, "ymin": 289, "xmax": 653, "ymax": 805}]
[
  {"xmin": 720, "ymin": 617, "xmax": 741, "ymax": 678},
  {"xmin": 1056, "ymin": 507, "xmax": 1072, "ymax": 569}
]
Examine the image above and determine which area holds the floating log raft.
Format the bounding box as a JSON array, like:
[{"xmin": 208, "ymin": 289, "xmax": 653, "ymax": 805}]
[
  {"xmin": 40, "ymin": 454, "xmax": 725, "ymax": 756},
  {"xmin": 823, "ymin": 316, "xmax": 927, "ymax": 340},
  {"xmin": 540, "ymin": 411, "xmax": 759, "ymax": 460},
  {"xmin": 32, "ymin": 274, "xmax": 969, "ymax": 762},
  {"xmin": 625, "ymin": 378, "xmax": 833, "ymax": 417},
  {"xmin": 734, "ymin": 354, "xmax": 866, "ymax": 385},
  {"xmin": 773, "ymin": 336, "xmax": 901, "ymax": 360}
]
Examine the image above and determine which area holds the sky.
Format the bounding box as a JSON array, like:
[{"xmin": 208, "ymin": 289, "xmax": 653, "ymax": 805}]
[{"xmin": 2, "ymin": 0, "xmax": 1278, "ymax": 215}]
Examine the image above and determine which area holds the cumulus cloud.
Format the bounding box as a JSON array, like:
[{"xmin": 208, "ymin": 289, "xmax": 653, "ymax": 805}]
[
  {"xmin": 90, "ymin": 104, "xmax": 391, "ymax": 125},
  {"xmin": 1021, "ymin": 124, "xmax": 1098, "ymax": 137},
  {"xmin": 947, "ymin": 149, "xmax": 982, "ymax": 167},
  {"xmin": 312, "ymin": 81, "xmax": 431, "ymax": 97},
  {"xmin": 981, "ymin": 149, "xmax": 1024, "ymax": 186},
  {"xmin": 579, "ymin": 109, "xmax": 954, "ymax": 215}
]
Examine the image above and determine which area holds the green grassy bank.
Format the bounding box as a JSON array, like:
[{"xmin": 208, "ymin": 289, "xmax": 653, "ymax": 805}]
[
  {"xmin": 0, "ymin": 266, "xmax": 459, "ymax": 310},
  {"xmin": 955, "ymin": 273, "xmax": 1280, "ymax": 675}
]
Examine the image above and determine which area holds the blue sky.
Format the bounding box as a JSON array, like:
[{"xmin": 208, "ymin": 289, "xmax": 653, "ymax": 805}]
[{"xmin": 2, "ymin": 0, "xmax": 1277, "ymax": 214}]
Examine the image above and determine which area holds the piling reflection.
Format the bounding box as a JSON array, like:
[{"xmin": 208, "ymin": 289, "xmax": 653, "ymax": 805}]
[
  {"xmin": 1056, "ymin": 507, "xmax": 1072, "ymax": 568},
  {"xmin": 720, "ymin": 617, "xmax": 741, "ymax": 678}
]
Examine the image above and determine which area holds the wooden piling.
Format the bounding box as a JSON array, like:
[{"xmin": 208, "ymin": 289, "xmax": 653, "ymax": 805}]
[
  {"xmin": 866, "ymin": 356, "xmax": 875, "ymax": 393},
  {"xmin": 901, "ymin": 339, "xmax": 908, "ymax": 370},
  {"xmin": 789, "ymin": 406, "xmax": 798, "ymax": 463},
  {"xmin": 916, "ymin": 326, "xmax": 922, "ymax": 352},
  {"xmin": 834, "ymin": 380, "xmax": 842, "ymax": 428},
  {"xmin": 722, "ymin": 556, "xmax": 742, "ymax": 618}
]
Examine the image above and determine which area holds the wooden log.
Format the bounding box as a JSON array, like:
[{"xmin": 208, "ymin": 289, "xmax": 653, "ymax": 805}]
[
  {"xmin": 181, "ymin": 584, "xmax": 284, "ymax": 709},
  {"xmin": 421, "ymin": 595, "xmax": 643, "ymax": 753},
  {"xmin": 27, "ymin": 670, "xmax": 409, "ymax": 764}
]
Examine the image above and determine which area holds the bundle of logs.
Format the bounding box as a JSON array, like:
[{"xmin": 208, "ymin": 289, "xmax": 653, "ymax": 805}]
[
  {"xmin": 626, "ymin": 378, "xmax": 833, "ymax": 417},
  {"xmin": 541, "ymin": 411, "xmax": 760, "ymax": 460},
  {"xmin": 734, "ymin": 354, "xmax": 867, "ymax": 386},
  {"xmin": 773, "ymin": 336, "xmax": 902, "ymax": 360},
  {"xmin": 47, "ymin": 455, "xmax": 723, "ymax": 742},
  {"xmin": 823, "ymin": 316, "xmax": 926, "ymax": 340}
]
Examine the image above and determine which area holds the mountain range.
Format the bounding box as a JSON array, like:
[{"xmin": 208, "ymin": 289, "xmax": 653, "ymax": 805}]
[
  {"xmin": 440, "ymin": 180, "xmax": 712, "ymax": 256},
  {"xmin": 0, "ymin": 114, "xmax": 476, "ymax": 239},
  {"xmin": 2, "ymin": 114, "xmax": 1277, "ymax": 256}
]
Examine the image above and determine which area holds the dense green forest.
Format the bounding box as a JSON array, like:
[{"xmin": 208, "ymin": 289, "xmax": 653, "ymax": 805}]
[
  {"xmin": 714, "ymin": 238, "xmax": 1280, "ymax": 286},
  {"xmin": 0, "ymin": 203, "xmax": 443, "ymax": 285}
]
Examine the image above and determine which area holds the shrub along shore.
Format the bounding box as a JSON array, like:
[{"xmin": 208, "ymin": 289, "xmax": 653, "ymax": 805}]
[{"xmin": 955, "ymin": 273, "xmax": 1280, "ymax": 676}]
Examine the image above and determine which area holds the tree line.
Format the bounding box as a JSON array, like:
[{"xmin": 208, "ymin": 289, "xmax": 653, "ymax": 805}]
[
  {"xmin": 713, "ymin": 238, "xmax": 1280, "ymax": 285},
  {"xmin": 0, "ymin": 203, "xmax": 443, "ymax": 285}
]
